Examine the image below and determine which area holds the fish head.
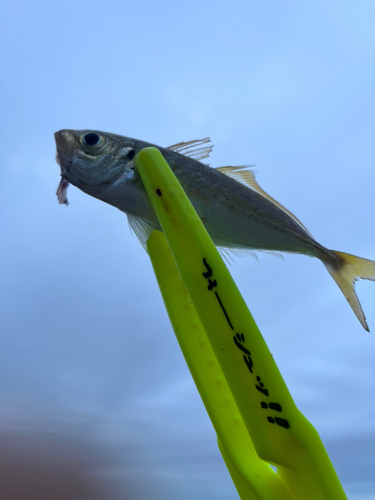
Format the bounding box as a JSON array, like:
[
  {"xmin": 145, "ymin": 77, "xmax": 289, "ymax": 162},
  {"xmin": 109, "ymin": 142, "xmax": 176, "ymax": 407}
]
[{"xmin": 55, "ymin": 129, "xmax": 139, "ymax": 204}]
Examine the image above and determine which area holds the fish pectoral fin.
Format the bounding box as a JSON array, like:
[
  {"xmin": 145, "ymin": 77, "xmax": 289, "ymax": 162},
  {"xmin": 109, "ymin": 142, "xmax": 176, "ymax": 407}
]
[
  {"xmin": 127, "ymin": 214, "xmax": 155, "ymax": 251},
  {"xmin": 216, "ymin": 165, "xmax": 313, "ymax": 238},
  {"xmin": 167, "ymin": 138, "xmax": 213, "ymax": 163}
]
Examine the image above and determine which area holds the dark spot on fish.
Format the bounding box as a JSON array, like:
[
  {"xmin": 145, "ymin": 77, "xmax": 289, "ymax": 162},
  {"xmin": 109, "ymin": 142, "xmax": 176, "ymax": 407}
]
[
  {"xmin": 156, "ymin": 189, "xmax": 162, "ymax": 196},
  {"xmin": 127, "ymin": 149, "xmax": 135, "ymax": 160}
]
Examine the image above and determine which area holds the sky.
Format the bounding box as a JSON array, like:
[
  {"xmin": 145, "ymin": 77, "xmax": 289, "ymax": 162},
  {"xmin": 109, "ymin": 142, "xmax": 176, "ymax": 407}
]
[{"xmin": 1, "ymin": 1, "xmax": 375, "ymax": 498}]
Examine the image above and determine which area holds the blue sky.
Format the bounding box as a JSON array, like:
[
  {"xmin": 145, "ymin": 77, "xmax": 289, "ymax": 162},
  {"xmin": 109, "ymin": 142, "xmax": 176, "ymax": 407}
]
[{"xmin": 1, "ymin": 1, "xmax": 375, "ymax": 498}]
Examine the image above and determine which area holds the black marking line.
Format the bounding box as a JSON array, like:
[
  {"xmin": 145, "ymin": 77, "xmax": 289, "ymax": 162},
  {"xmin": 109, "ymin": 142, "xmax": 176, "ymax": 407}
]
[
  {"xmin": 243, "ymin": 354, "xmax": 253, "ymax": 373},
  {"xmin": 233, "ymin": 336, "xmax": 250, "ymax": 355},
  {"xmin": 269, "ymin": 403, "xmax": 282, "ymax": 412},
  {"xmin": 207, "ymin": 279, "xmax": 217, "ymax": 291},
  {"xmin": 202, "ymin": 258, "xmax": 213, "ymax": 278},
  {"xmin": 275, "ymin": 417, "xmax": 290, "ymax": 429},
  {"xmin": 255, "ymin": 384, "xmax": 269, "ymax": 397},
  {"xmin": 215, "ymin": 292, "xmax": 234, "ymax": 330}
]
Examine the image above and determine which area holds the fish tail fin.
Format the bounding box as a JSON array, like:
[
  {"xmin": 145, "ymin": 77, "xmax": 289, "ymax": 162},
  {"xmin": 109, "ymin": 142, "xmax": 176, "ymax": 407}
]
[{"xmin": 324, "ymin": 250, "xmax": 375, "ymax": 331}]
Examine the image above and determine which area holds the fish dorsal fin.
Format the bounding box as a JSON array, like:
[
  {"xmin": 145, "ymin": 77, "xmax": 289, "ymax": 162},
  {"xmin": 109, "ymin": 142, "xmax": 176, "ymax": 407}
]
[
  {"xmin": 167, "ymin": 138, "xmax": 213, "ymax": 163},
  {"xmin": 127, "ymin": 214, "xmax": 155, "ymax": 251},
  {"xmin": 216, "ymin": 166, "xmax": 312, "ymax": 237}
]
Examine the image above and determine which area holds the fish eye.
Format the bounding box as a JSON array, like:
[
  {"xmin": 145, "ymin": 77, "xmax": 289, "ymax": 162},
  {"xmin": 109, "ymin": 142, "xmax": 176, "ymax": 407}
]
[{"xmin": 80, "ymin": 132, "xmax": 106, "ymax": 149}]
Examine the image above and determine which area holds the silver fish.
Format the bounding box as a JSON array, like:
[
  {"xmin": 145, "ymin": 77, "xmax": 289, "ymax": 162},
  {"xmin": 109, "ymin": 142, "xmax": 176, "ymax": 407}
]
[{"xmin": 55, "ymin": 129, "xmax": 375, "ymax": 331}]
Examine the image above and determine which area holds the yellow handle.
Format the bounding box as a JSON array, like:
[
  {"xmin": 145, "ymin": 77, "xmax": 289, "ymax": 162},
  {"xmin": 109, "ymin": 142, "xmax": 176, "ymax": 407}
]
[
  {"xmin": 136, "ymin": 147, "xmax": 347, "ymax": 500},
  {"xmin": 147, "ymin": 230, "xmax": 293, "ymax": 499}
]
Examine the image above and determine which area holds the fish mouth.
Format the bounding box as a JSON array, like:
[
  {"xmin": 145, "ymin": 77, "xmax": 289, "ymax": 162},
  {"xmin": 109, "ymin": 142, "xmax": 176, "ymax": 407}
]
[
  {"xmin": 54, "ymin": 136, "xmax": 69, "ymax": 174},
  {"xmin": 54, "ymin": 130, "xmax": 75, "ymax": 170},
  {"xmin": 55, "ymin": 151, "xmax": 69, "ymax": 178},
  {"xmin": 55, "ymin": 135, "xmax": 70, "ymax": 205}
]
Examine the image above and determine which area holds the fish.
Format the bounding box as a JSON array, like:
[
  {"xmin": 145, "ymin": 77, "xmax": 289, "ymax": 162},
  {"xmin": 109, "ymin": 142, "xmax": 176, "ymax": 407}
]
[{"xmin": 55, "ymin": 129, "xmax": 375, "ymax": 331}]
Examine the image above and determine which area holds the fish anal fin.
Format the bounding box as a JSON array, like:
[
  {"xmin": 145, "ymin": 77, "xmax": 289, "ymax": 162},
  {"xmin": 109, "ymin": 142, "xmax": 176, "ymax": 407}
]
[
  {"xmin": 218, "ymin": 246, "xmax": 258, "ymax": 265},
  {"xmin": 218, "ymin": 246, "xmax": 284, "ymax": 265}
]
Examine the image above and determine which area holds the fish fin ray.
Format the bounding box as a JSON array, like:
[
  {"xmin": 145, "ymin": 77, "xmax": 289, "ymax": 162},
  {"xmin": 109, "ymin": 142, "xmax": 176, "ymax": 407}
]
[
  {"xmin": 218, "ymin": 248, "xmax": 236, "ymax": 266},
  {"xmin": 216, "ymin": 166, "xmax": 313, "ymax": 237},
  {"xmin": 127, "ymin": 214, "xmax": 155, "ymax": 251},
  {"xmin": 218, "ymin": 246, "xmax": 258, "ymax": 264},
  {"xmin": 217, "ymin": 246, "xmax": 284, "ymax": 263},
  {"xmin": 325, "ymin": 250, "xmax": 375, "ymax": 331},
  {"xmin": 167, "ymin": 138, "xmax": 213, "ymax": 163}
]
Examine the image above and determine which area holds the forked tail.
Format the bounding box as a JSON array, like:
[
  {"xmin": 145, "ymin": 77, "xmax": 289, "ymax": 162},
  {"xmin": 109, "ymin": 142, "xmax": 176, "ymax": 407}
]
[{"xmin": 324, "ymin": 251, "xmax": 375, "ymax": 331}]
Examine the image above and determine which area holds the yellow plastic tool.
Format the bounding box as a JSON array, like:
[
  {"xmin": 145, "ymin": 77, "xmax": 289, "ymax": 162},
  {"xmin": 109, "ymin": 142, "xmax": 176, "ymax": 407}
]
[{"xmin": 135, "ymin": 147, "xmax": 347, "ymax": 500}]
